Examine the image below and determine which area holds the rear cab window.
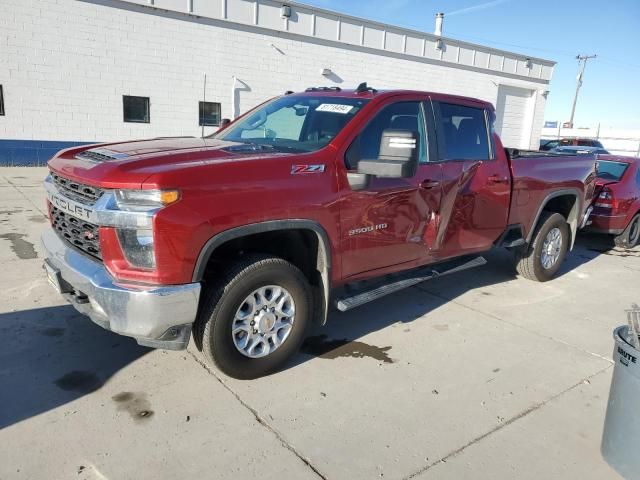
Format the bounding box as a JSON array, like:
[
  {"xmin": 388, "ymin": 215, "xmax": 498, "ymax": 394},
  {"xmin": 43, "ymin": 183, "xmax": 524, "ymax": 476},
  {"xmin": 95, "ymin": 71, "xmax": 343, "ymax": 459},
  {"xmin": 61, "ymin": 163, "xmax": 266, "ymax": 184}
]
[{"xmin": 433, "ymin": 102, "xmax": 492, "ymax": 161}]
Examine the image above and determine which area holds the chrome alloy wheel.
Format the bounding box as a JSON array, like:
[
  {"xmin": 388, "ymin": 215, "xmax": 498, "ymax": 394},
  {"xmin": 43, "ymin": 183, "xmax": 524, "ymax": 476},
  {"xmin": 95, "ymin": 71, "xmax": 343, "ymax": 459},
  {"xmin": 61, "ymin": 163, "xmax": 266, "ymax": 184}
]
[
  {"xmin": 541, "ymin": 227, "xmax": 562, "ymax": 269},
  {"xmin": 232, "ymin": 286, "xmax": 296, "ymax": 358}
]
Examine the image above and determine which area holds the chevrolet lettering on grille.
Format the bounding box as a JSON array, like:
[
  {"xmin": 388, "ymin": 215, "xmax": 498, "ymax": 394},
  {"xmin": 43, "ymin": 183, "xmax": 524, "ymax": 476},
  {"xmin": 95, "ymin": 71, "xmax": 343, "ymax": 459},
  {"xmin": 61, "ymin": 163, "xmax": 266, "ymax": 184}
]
[{"xmin": 47, "ymin": 190, "xmax": 94, "ymax": 222}]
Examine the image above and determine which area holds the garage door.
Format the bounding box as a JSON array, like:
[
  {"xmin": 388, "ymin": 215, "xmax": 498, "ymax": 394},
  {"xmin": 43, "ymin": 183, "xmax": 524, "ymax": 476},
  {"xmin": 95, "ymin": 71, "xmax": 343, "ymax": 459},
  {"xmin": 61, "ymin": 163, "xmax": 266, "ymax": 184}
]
[{"xmin": 495, "ymin": 85, "xmax": 534, "ymax": 149}]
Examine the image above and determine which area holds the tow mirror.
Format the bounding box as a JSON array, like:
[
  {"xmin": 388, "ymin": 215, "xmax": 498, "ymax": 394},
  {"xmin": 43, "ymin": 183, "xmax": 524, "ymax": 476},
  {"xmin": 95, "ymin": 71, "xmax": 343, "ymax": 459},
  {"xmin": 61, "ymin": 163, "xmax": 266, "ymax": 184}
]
[{"xmin": 357, "ymin": 129, "xmax": 419, "ymax": 178}]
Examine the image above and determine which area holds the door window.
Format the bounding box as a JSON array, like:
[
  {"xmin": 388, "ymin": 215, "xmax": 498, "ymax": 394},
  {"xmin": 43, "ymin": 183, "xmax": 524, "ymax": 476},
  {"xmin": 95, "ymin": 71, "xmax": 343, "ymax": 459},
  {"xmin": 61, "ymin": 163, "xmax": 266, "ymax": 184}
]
[
  {"xmin": 345, "ymin": 102, "xmax": 427, "ymax": 169},
  {"xmin": 436, "ymin": 103, "xmax": 490, "ymax": 161}
]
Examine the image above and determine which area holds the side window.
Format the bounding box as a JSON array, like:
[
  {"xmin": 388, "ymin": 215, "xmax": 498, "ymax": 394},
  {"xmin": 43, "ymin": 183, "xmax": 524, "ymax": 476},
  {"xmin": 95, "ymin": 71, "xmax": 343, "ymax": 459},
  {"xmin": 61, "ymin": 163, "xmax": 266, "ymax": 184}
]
[
  {"xmin": 436, "ymin": 103, "xmax": 490, "ymax": 161},
  {"xmin": 636, "ymin": 168, "xmax": 640, "ymax": 188},
  {"xmin": 345, "ymin": 102, "xmax": 427, "ymax": 169}
]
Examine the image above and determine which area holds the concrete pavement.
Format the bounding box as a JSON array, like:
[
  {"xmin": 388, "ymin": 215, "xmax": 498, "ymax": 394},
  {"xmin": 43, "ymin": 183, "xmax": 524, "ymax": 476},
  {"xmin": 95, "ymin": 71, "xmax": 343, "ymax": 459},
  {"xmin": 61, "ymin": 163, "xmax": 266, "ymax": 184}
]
[{"xmin": 0, "ymin": 167, "xmax": 634, "ymax": 479}]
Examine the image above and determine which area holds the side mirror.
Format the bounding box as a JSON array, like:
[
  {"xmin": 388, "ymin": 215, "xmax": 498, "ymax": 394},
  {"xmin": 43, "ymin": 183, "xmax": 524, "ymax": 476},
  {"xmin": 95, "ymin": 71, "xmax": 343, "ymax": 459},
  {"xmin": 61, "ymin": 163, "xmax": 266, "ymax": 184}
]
[
  {"xmin": 357, "ymin": 129, "xmax": 418, "ymax": 178},
  {"xmin": 219, "ymin": 118, "xmax": 231, "ymax": 128}
]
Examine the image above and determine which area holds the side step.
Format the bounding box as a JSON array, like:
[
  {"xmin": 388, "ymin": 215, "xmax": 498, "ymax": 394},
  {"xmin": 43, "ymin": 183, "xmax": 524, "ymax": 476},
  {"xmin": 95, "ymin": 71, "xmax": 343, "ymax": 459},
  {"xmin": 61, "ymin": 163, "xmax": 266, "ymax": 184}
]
[{"xmin": 335, "ymin": 256, "xmax": 487, "ymax": 312}]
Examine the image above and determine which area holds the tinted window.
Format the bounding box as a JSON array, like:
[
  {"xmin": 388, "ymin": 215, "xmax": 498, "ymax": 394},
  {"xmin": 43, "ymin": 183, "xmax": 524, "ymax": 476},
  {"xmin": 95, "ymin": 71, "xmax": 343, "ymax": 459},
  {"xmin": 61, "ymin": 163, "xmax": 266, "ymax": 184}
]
[
  {"xmin": 216, "ymin": 96, "xmax": 367, "ymax": 153},
  {"xmin": 199, "ymin": 101, "xmax": 221, "ymax": 126},
  {"xmin": 636, "ymin": 167, "xmax": 640, "ymax": 188},
  {"xmin": 123, "ymin": 95, "xmax": 150, "ymax": 123},
  {"xmin": 596, "ymin": 160, "xmax": 628, "ymax": 181},
  {"xmin": 345, "ymin": 102, "xmax": 427, "ymax": 169},
  {"xmin": 437, "ymin": 103, "xmax": 489, "ymax": 160}
]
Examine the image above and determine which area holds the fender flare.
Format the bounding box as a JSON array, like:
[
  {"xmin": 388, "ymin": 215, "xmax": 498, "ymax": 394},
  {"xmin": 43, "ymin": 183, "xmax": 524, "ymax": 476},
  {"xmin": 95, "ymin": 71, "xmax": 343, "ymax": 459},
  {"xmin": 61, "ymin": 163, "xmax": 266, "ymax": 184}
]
[
  {"xmin": 192, "ymin": 220, "xmax": 332, "ymax": 325},
  {"xmin": 527, "ymin": 189, "xmax": 582, "ymax": 249}
]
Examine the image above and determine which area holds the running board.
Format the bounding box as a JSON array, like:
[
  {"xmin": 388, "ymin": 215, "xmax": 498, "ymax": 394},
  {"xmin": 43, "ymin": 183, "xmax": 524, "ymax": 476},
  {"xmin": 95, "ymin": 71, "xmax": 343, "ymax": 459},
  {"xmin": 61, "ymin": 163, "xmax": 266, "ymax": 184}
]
[{"xmin": 335, "ymin": 256, "xmax": 487, "ymax": 312}]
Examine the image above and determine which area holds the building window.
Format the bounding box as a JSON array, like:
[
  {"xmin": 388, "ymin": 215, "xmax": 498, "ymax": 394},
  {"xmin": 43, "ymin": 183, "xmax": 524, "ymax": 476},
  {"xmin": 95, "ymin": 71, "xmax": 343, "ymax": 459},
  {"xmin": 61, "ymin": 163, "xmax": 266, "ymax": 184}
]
[
  {"xmin": 199, "ymin": 101, "xmax": 221, "ymax": 126},
  {"xmin": 0, "ymin": 85, "xmax": 4, "ymax": 116},
  {"xmin": 123, "ymin": 95, "xmax": 150, "ymax": 123}
]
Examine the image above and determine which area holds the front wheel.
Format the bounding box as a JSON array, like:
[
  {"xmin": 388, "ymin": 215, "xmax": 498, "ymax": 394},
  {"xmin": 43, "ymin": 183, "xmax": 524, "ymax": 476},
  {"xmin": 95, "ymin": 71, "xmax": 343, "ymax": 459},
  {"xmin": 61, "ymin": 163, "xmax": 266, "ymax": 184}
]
[
  {"xmin": 194, "ymin": 255, "xmax": 312, "ymax": 379},
  {"xmin": 515, "ymin": 212, "xmax": 569, "ymax": 282},
  {"xmin": 614, "ymin": 213, "xmax": 640, "ymax": 249}
]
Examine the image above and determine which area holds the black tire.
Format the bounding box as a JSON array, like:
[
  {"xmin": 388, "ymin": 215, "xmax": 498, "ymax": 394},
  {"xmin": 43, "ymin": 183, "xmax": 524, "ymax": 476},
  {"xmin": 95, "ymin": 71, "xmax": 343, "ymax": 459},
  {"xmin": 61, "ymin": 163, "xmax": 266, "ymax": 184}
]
[
  {"xmin": 515, "ymin": 212, "xmax": 569, "ymax": 282},
  {"xmin": 194, "ymin": 255, "xmax": 311, "ymax": 380},
  {"xmin": 614, "ymin": 213, "xmax": 640, "ymax": 249}
]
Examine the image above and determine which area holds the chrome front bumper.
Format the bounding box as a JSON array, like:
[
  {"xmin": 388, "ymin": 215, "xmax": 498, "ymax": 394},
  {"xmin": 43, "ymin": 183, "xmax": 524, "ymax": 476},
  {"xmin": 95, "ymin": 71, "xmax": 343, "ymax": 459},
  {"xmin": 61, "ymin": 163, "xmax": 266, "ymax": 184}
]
[{"xmin": 41, "ymin": 228, "xmax": 201, "ymax": 350}]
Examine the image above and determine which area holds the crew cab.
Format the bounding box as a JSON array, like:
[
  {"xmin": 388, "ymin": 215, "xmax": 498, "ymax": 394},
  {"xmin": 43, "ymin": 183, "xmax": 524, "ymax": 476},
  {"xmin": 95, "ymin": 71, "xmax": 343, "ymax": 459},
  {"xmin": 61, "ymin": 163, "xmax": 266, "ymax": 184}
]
[{"xmin": 42, "ymin": 85, "xmax": 597, "ymax": 379}]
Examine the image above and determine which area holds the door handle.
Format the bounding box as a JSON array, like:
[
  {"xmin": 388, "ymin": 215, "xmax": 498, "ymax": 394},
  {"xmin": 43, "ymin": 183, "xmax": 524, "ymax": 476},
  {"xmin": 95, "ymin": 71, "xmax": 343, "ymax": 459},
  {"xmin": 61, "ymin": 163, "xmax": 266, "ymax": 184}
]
[
  {"xmin": 420, "ymin": 179, "xmax": 440, "ymax": 189},
  {"xmin": 488, "ymin": 174, "xmax": 509, "ymax": 184}
]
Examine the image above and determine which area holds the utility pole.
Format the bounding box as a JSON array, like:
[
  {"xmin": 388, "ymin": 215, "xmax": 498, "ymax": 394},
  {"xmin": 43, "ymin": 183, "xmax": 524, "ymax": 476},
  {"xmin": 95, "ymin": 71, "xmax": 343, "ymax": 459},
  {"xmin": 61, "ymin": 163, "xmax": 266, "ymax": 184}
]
[{"xmin": 568, "ymin": 54, "xmax": 596, "ymax": 128}]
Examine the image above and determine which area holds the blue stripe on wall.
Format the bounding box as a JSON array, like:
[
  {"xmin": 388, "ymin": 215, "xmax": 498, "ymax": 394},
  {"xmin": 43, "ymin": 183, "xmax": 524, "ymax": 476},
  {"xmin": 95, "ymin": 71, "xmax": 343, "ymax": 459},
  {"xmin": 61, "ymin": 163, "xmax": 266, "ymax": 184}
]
[{"xmin": 0, "ymin": 139, "xmax": 95, "ymax": 166}]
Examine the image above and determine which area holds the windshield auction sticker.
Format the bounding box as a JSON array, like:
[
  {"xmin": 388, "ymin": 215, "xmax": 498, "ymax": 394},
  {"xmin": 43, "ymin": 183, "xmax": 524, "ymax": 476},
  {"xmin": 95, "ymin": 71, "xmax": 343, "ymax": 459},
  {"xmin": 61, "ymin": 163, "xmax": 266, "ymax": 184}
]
[{"xmin": 316, "ymin": 104, "xmax": 354, "ymax": 114}]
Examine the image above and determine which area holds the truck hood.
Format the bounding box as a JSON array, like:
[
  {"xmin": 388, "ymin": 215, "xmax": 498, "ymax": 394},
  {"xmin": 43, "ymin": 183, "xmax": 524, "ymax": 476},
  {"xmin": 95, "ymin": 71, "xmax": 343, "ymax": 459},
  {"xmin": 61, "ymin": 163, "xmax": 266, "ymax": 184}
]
[
  {"xmin": 48, "ymin": 137, "xmax": 293, "ymax": 188},
  {"xmin": 80, "ymin": 137, "xmax": 218, "ymax": 158}
]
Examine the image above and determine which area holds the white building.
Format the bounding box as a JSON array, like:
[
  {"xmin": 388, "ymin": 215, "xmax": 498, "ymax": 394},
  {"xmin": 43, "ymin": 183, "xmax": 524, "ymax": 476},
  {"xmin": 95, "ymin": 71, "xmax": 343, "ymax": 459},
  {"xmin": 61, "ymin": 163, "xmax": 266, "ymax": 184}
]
[{"xmin": 0, "ymin": 0, "xmax": 555, "ymax": 164}]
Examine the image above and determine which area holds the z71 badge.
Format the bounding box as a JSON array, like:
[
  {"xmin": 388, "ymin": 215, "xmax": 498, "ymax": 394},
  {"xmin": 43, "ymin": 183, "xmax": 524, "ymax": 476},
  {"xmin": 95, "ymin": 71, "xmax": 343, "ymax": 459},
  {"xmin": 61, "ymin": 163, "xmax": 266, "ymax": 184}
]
[{"xmin": 291, "ymin": 164, "xmax": 326, "ymax": 175}]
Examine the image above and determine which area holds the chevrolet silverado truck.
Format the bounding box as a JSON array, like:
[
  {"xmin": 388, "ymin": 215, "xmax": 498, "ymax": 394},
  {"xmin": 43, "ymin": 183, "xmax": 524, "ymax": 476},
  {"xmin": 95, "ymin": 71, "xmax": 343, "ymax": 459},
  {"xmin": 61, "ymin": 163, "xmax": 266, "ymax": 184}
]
[{"xmin": 42, "ymin": 84, "xmax": 597, "ymax": 379}]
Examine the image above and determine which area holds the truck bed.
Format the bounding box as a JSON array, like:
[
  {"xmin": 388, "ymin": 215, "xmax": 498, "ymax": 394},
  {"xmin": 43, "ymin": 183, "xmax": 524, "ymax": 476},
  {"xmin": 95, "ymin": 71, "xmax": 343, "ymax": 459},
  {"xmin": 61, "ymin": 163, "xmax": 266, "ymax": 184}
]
[{"xmin": 507, "ymin": 153, "xmax": 597, "ymax": 242}]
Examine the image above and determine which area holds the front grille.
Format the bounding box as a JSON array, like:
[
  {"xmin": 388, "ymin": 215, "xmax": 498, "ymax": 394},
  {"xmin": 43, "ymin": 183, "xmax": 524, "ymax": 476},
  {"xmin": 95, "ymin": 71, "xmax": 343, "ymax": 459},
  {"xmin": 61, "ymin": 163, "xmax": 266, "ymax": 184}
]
[
  {"xmin": 50, "ymin": 172, "xmax": 104, "ymax": 205},
  {"xmin": 50, "ymin": 206, "xmax": 102, "ymax": 260}
]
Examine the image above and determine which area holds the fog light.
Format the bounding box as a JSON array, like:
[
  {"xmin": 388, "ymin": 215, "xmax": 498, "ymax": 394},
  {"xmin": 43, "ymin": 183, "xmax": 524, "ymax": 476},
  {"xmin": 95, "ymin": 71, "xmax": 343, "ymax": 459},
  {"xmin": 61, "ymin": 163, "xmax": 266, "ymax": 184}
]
[{"xmin": 117, "ymin": 229, "xmax": 155, "ymax": 268}]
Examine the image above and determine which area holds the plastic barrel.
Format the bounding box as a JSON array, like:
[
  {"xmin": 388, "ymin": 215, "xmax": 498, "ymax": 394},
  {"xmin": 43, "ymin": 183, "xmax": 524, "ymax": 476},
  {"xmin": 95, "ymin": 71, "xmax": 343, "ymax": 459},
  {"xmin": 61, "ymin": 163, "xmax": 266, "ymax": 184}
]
[{"xmin": 602, "ymin": 325, "xmax": 640, "ymax": 480}]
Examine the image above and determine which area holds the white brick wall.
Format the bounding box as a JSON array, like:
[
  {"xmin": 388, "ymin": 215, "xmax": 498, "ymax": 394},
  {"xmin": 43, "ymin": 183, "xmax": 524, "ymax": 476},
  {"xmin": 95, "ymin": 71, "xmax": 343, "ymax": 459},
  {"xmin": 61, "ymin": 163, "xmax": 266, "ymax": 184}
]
[{"xmin": 0, "ymin": 0, "xmax": 551, "ymax": 149}]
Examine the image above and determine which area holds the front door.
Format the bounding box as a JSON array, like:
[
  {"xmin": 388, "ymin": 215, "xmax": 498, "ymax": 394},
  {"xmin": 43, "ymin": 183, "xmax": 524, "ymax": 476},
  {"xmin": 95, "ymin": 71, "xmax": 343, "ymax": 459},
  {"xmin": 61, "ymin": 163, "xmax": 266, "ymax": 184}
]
[{"xmin": 339, "ymin": 100, "xmax": 442, "ymax": 278}]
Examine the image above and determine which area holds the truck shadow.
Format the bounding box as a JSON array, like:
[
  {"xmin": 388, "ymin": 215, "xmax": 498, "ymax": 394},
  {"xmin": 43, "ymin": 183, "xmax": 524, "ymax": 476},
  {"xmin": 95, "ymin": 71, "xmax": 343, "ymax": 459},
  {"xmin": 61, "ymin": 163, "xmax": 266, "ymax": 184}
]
[
  {"xmin": 1, "ymin": 234, "xmax": 627, "ymax": 424},
  {"xmin": 290, "ymin": 237, "xmax": 618, "ymax": 369},
  {"xmin": 0, "ymin": 305, "xmax": 150, "ymax": 429}
]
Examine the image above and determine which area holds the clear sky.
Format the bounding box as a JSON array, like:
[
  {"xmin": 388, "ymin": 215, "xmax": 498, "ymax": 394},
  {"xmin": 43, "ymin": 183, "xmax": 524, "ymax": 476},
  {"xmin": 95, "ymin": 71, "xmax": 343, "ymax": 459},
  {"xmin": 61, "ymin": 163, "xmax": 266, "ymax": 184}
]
[{"xmin": 302, "ymin": 0, "xmax": 640, "ymax": 129}]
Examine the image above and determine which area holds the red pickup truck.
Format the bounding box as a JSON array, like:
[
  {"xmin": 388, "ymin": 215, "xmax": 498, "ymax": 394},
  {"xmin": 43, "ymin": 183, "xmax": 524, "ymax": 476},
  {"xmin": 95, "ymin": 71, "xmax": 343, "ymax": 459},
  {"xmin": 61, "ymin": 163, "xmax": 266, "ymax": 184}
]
[{"xmin": 42, "ymin": 85, "xmax": 597, "ymax": 378}]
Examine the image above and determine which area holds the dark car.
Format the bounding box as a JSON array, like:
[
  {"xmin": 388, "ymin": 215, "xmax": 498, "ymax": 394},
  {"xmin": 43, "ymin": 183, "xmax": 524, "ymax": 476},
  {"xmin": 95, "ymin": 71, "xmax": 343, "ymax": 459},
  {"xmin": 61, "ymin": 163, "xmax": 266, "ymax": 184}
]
[
  {"xmin": 551, "ymin": 145, "xmax": 610, "ymax": 155},
  {"xmin": 540, "ymin": 138, "xmax": 605, "ymax": 151},
  {"xmin": 587, "ymin": 157, "xmax": 640, "ymax": 248}
]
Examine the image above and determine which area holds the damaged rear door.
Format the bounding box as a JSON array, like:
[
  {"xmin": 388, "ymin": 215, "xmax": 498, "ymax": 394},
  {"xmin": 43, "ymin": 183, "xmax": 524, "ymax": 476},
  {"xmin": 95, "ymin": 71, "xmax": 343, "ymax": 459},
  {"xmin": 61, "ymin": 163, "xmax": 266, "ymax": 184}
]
[{"xmin": 428, "ymin": 98, "xmax": 511, "ymax": 258}]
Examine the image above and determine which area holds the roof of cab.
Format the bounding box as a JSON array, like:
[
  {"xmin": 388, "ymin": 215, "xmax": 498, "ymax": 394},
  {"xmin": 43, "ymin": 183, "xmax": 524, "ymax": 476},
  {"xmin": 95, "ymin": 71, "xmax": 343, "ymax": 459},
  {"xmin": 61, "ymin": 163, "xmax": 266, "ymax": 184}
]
[{"xmin": 287, "ymin": 87, "xmax": 494, "ymax": 109}]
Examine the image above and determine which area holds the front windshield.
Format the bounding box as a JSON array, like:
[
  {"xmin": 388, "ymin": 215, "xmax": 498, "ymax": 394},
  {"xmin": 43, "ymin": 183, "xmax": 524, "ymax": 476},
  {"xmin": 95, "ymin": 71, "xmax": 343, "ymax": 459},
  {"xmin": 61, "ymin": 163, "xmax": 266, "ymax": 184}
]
[{"xmin": 213, "ymin": 95, "xmax": 369, "ymax": 153}]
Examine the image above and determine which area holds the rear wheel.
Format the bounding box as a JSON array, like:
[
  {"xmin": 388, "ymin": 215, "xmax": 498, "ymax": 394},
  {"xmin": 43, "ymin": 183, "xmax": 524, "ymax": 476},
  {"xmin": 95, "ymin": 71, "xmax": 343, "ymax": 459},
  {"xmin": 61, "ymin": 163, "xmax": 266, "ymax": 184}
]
[
  {"xmin": 194, "ymin": 255, "xmax": 311, "ymax": 379},
  {"xmin": 515, "ymin": 212, "xmax": 569, "ymax": 282},
  {"xmin": 614, "ymin": 214, "xmax": 640, "ymax": 248}
]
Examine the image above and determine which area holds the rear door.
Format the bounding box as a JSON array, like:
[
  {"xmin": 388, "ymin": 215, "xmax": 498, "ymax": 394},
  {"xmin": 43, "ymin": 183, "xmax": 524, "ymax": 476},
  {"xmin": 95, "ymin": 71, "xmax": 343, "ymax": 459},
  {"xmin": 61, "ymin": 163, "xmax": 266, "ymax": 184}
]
[
  {"xmin": 429, "ymin": 99, "xmax": 511, "ymax": 258},
  {"xmin": 339, "ymin": 98, "xmax": 442, "ymax": 278}
]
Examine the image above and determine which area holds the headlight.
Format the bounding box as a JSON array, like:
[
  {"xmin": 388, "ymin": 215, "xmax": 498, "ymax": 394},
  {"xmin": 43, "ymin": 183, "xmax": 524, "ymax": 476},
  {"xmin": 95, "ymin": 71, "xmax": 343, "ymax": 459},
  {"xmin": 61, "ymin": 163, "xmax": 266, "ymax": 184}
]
[
  {"xmin": 117, "ymin": 229, "xmax": 155, "ymax": 268},
  {"xmin": 115, "ymin": 189, "xmax": 180, "ymax": 210}
]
